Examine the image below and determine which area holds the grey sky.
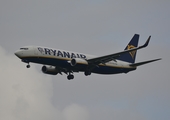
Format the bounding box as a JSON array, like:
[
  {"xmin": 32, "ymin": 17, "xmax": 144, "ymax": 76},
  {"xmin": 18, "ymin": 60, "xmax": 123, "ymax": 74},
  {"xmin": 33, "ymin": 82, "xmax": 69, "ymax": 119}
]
[{"xmin": 0, "ymin": 0, "xmax": 169, "ymax": 120}]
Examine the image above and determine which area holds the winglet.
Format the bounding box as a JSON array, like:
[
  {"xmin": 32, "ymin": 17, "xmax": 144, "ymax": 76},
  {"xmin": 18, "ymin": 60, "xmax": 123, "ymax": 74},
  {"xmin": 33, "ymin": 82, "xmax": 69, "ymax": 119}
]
[
  {"xmin": 139, "ymin": 36, "xmax": 151, "ymax": 49},
  {"xmin": 144, "ymin": 36, "xmax": 151, "ymax": 47}
]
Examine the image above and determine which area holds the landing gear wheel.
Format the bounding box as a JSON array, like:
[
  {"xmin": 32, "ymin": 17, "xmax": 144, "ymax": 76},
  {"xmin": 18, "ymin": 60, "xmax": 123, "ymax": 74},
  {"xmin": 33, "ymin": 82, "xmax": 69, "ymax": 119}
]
[
  {"xmin": 67, "ymin": 75, "xmax": 74, "ymax": 80},
  {"xmin": 26, "ymin": 64, "xmax": 30, "ymax": 68},
  {"xmin": 84, "ymin": 71, "xmax": 91, "ymax": 76}
]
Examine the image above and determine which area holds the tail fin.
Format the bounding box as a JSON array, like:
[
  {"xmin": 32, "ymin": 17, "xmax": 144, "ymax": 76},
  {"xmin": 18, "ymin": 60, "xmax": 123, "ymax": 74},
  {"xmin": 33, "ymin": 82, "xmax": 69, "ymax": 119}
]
[{"xmin": 117, "ymin": 34, "xmax": 139, "ymax": 63}]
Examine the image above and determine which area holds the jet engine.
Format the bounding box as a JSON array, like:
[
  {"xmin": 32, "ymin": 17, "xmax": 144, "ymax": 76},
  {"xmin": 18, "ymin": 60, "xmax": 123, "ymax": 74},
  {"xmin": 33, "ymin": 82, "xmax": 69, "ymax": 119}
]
[
  {"xmin": 42, "ymin": 66, "xmax": 59, "ymax": 75},
  {"xmin": 70, "ymin": 58, "xmax": 88, "ymax": 66}
]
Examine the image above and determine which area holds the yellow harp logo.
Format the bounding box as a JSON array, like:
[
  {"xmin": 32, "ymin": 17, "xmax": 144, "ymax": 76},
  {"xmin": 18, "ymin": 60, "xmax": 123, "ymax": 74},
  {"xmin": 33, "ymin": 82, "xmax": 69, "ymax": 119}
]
[{"xmin": 127, "ymin": 45, "xmax": 136, "ymax": 59}]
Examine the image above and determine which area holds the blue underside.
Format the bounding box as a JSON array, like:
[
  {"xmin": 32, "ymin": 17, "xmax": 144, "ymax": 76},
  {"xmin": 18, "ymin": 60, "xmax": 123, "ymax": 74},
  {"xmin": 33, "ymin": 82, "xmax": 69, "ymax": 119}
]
[{"xmin": 21, "ymin": 57, "xmax": 136, "ymax": 74}]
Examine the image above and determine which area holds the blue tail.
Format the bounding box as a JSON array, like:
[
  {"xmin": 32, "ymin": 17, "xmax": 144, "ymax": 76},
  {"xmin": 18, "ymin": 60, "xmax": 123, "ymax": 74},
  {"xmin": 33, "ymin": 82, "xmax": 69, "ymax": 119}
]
[{"xmin": 117, "ymin": 34, "xmax": 139, "ymax": 63}]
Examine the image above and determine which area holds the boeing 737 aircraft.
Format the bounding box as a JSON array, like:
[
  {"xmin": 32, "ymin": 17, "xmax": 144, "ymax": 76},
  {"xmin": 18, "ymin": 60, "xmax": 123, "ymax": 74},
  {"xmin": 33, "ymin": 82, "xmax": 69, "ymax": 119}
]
[{"xmin": 15, "ymin": 34, "xmax": 161, "ymax": 80}]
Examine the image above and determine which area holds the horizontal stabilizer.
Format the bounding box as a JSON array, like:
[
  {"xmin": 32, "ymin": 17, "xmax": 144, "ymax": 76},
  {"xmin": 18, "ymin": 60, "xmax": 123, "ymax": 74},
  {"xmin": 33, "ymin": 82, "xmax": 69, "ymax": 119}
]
[{"xmin": 129, "ymin": 58, "xmax": 161, "ymax": 67}]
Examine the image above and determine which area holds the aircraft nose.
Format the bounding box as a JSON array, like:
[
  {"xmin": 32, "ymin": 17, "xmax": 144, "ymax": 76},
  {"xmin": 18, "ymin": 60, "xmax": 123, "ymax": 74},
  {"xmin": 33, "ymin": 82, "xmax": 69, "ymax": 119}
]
[{"xmin": 14, "ymin": 50, "xmax": 22, "ymax": 58}]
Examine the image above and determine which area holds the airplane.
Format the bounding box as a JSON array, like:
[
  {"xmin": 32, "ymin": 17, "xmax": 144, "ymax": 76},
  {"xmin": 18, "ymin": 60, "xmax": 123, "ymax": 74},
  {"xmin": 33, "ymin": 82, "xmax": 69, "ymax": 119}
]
[{"xmin": 14, "ymin": 34, "xmax": 161, "ymax": 80}]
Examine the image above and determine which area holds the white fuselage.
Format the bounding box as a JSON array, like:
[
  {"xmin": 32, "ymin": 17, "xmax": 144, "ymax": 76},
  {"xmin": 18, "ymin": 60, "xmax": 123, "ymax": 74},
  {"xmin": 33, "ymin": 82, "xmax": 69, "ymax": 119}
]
[
  {"xmin": 15, "ymin": 45, "xmax": 137, "ymax": 80},
  {"xmin": 15, "ymin": 46, "xmax": 133, "ymax": 69}
]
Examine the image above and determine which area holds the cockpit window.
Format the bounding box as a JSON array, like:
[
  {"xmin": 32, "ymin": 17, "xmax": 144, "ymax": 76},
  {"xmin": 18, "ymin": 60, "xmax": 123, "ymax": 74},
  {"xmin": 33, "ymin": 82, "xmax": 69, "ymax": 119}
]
[{"xmin": 20, "ymin": 48, "xmax": 29, "ymax": 50}]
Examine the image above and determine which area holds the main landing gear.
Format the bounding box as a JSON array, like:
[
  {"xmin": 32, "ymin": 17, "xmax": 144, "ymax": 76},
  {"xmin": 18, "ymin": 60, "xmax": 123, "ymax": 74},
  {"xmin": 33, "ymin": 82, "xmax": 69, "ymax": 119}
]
[
  {"xmin": 67, "ymin": 74, "xmax": 74, "ymax": 80},
  {"xmin": 84, "ymin": 70, "xmax": 91, "ymax": 76}
]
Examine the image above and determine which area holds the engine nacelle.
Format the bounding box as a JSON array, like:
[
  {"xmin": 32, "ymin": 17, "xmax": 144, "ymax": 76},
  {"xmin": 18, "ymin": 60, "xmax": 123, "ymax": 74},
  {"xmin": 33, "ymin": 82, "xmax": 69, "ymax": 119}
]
[
  {"xmin": 70, "ymin": 58, "xmax": 88, "ymax": 66},
  {"xmin": 42, "ymin": 66, "xmax": 59, "ymax": 75}
]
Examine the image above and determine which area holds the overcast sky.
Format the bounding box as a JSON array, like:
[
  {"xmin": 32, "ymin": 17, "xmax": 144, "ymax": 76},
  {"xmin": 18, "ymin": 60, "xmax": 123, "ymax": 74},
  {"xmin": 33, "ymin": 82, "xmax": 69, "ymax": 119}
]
[{"xmin": 0, "ymin": 0, "xmax": 169, "ymax": 120}]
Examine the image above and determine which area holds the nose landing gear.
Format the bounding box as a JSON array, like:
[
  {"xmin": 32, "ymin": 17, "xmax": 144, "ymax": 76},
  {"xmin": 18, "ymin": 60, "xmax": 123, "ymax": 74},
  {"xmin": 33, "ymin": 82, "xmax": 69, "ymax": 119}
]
[
  {"xmin": 26, "ymin": 64, "xmax": 30, "ymax": 68},
  {"xmin": 21, "ymin": 59, "xmax": 30, "ymax": 68}
]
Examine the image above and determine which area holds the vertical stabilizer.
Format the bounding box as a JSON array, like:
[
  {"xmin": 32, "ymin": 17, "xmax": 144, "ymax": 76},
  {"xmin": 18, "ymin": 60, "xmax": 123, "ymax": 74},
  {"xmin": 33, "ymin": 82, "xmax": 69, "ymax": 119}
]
[{"xmin": 117, "ymin": 34, "xmax": 139, "ymax": 63}]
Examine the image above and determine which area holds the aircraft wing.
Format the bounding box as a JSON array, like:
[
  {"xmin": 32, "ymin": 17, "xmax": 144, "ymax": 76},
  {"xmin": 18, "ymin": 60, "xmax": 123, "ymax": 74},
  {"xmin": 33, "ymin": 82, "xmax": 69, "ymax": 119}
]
[{"xmin": 87, "ymin": 36, "xmax": 151, "ymax": 65}]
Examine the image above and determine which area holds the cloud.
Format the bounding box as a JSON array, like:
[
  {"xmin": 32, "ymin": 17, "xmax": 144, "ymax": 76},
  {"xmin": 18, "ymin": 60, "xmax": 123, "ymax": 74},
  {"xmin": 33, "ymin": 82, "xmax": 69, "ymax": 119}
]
[
  {"xmin": 0, "ymin": 46, "xmax": 61, "ymax": 120},
  {"xmin": 63, "ymin": 104, "xmax": 89, "ymax": 120},
  {"xmin": 0, "ymin": 46, "xmax": 90, "ymax": 120},
  {"xmin": 51, "ymin": 44, "xmax": 170, "ymax": 120}
]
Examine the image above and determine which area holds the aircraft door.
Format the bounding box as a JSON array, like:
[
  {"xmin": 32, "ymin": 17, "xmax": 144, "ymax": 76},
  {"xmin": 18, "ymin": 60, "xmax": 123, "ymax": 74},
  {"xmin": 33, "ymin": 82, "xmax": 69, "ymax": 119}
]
[{"xmin": 34, "ymin": 47, "xmax": 39, "ymax": 55}]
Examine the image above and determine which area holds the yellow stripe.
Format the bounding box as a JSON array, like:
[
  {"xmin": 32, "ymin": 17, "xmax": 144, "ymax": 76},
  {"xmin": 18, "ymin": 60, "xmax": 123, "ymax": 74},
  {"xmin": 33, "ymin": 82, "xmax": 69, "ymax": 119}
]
[{"xmin": 21, "ymin": 56, "xmax": 135, "ymax": 69}]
